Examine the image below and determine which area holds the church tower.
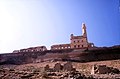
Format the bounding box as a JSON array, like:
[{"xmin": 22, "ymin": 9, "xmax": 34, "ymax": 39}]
[{"xmin": 82, "ymin": 23, "xmax": 87, "ymax": 37}]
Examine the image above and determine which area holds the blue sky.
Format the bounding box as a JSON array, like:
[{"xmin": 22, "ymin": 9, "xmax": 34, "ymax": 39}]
[{"xmin": 0, "ymin": 0, "xmax": 120, "ymax": 53}]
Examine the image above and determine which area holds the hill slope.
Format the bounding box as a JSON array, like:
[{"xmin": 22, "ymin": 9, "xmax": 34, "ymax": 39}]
[{"xmin": 0, "ymin": 45, "xmax": 120, "ymax": 65}]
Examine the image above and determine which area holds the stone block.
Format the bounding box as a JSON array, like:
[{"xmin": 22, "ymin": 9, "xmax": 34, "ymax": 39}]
[
  {"xmin": 63, "ymin": 62, "xmax": 73, "ymax": 71},
  {"xmin": 54, "ymin": 63, "xmax": 63, "ymax": 72}
]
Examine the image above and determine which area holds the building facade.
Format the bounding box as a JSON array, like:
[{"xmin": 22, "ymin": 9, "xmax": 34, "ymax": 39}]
[
  {"xmin": 13, "ymin": 46, "xmax": 47, "ymax": 53},
  {"xmin": 13, "ymin": 23, "xmax": 94, "ymax": 53},
  {"xmin": 51, "ymin": 23, "xmax": 94, "ymax": 50}
]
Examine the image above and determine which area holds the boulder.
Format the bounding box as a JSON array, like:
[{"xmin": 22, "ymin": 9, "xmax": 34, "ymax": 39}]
[
  {"xmin": 91, "ymin": 65, "xmax": 120, "ymax": 74},
  {"xmin": 44, "ymin": 65, "xmax": 50, "ymax": 71},
  {"xmin": 54, "ymin": 63, "xmax": 63, "ymax": 72},
  {"xmin": 63, "ymin": 62, "xmax": 73, "ymax": 71}
]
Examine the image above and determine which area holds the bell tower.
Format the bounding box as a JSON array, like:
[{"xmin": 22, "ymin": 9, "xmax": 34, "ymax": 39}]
[{"xmin": 82, "ymin": 23, "xmax": 87, "ymax": 37}]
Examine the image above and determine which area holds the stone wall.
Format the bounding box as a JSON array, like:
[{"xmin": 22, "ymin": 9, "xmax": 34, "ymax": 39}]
[
  {"xmin": 51, "ymin": 44, "xmax": 71, "ymax": 50},
  {"xmin": 45, "ymin": 62, "xmax": 74, "ymax": 72},
  {"xmin": 91, "ymin": 65, "xmax": 120, "ymax": 74},
  {"xmin": 13, "ymin": 46, "xmax": 47, "ymax": 53}
]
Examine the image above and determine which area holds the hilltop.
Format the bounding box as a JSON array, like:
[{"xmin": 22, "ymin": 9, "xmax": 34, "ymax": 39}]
[{"xmin": 0, "ymin": 45, "xmax": 120, "ymax": 65}]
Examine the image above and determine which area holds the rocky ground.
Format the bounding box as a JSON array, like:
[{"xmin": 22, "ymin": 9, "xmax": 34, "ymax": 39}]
[
  {"xmin": 0, "ymin": 65, "xmax": 93, "ymax": 79},
  {"xmin": 0, "ymin": 59, "xmax": 120, "ymax": 79}
]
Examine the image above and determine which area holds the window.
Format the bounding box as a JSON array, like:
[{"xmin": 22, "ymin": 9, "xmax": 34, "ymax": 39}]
[
  {"xmin": 74, "ymin": 45, "xmax": 76, "ymax": 48},
  {"xmin": 91, "ymin": 45, "xmax": 94, "ymax": 47},
  {"xmin": 81, "ymin": 40, "xmax": 83, "ymax": 42},
  {"xmin": 78, "ymin": 40, "xmax": 79, "ymax": 43},
  {"xmin": 82, "ymin": 45, "xmax": 83, "ymax": 47},
  {"xmin": 78, "ymin": 45, "xmax": 80, "ymax": 48},
  {"xmin": 74, "ymin": 41, "xmax": 75, "ymax": 43}
]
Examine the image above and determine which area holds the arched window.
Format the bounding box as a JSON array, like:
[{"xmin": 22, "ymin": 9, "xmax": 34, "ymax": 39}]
[
  {"xmin": 81, "ymin": 40, "xmax": 83, "ymax": 42},
  {"xmin": 74, "ymin": 45, "xmax": 76, "ymax": 48},
  {"xmin": 82, "ymin": 45, "xmax": 83, "ymax": 47}
]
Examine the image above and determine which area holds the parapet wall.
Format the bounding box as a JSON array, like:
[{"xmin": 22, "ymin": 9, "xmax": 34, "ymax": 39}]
[{"xmin": 51, "ymin": 44, "xmax": 71, "ymax": 50}]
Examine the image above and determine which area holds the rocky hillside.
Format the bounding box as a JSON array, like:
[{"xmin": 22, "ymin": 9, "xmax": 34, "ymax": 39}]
[
  {"xmin": 0, "ymin": 45, "xmax": 120, "ymax": 65},
  {"xmin": 0, "ymin": 60, "xmax": 120, "ymax": 79}
]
